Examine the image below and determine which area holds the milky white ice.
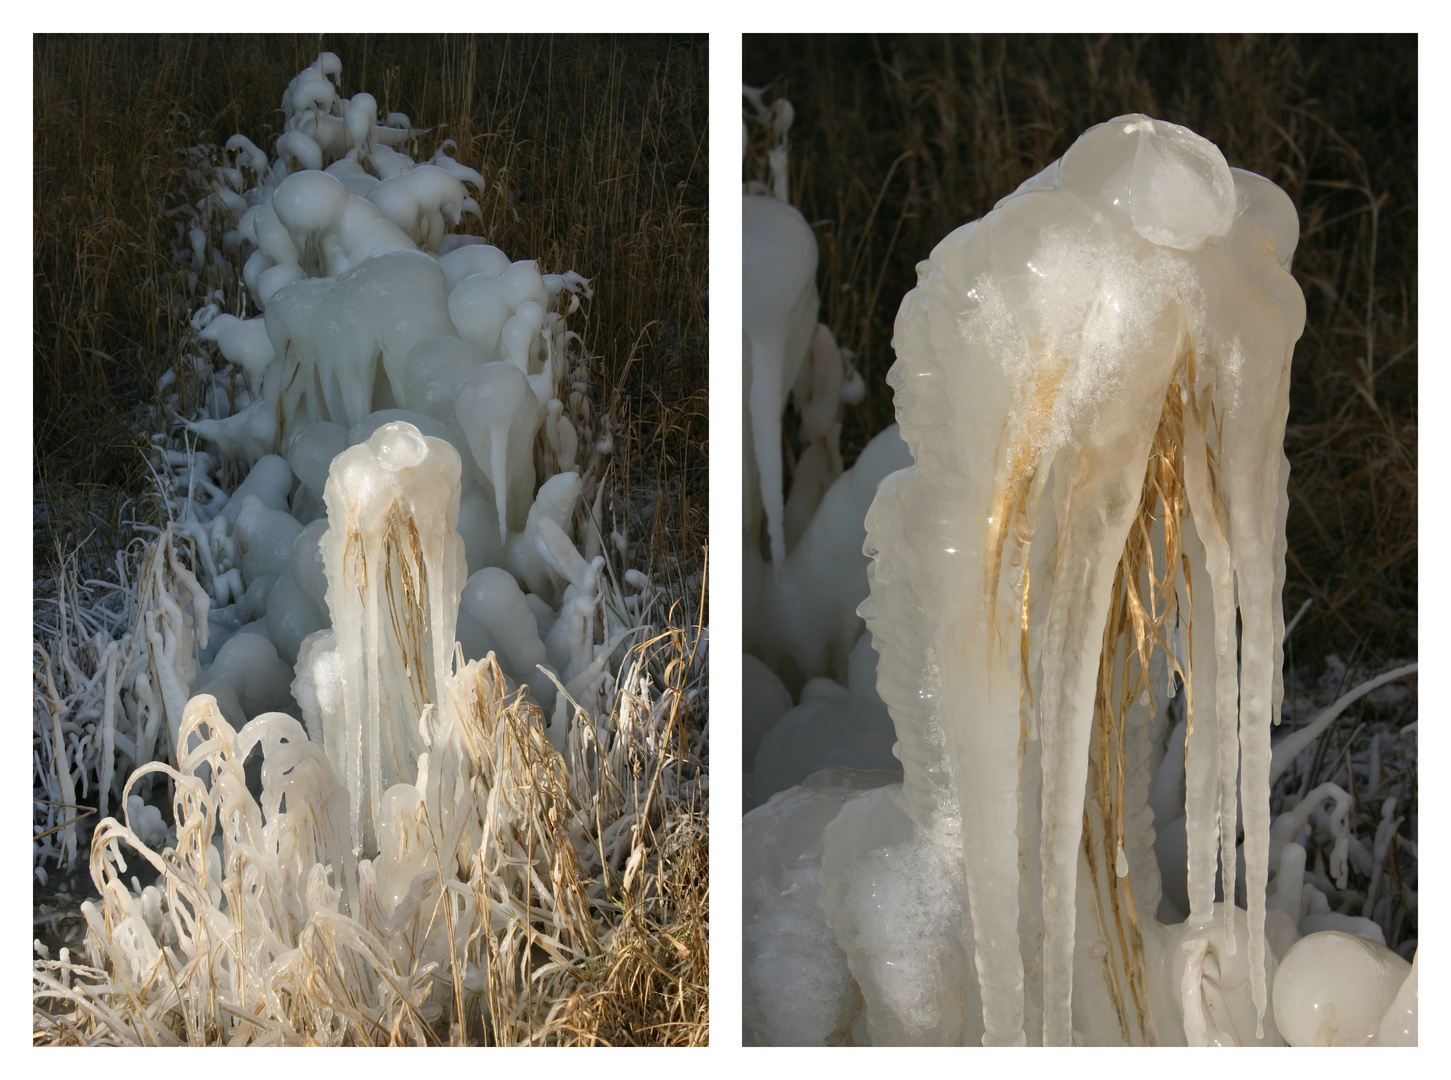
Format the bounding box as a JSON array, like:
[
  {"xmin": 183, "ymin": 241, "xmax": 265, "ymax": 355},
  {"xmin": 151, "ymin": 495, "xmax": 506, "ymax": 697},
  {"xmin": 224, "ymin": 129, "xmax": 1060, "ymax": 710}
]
[
  {"xmin": 38, "ymin": 54, "xmax": 654, "ymax": 1030},
  {"xmin": 742, "ymin": 108, "xmax": 1417, "ymax": 1046}
]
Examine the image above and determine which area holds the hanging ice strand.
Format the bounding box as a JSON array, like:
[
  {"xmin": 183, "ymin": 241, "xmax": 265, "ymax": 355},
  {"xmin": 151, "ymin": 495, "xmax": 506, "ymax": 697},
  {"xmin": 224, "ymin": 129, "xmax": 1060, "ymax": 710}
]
[{"xmin": 860, "ymin": 115, "xmax": 1305, "ymax": 1045}]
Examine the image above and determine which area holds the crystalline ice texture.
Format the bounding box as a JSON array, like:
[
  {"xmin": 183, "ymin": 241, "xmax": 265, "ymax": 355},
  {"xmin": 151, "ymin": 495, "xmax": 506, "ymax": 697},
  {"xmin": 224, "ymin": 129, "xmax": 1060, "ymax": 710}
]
[{"xmin": 860, "ymin": 114, "xmax": 1305, "ymax": 1044}]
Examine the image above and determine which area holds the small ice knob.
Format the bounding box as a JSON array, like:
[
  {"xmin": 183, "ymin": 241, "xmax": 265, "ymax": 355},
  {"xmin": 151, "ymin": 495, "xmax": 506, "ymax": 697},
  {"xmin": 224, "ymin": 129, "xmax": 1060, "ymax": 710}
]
[
  {"xmin": 1061, "ymin": 113, "xmax": 1235, "ymax": 251},
  {"xmin": 369, "ymin": 421, "xmax": 428, "ymax": 471}
]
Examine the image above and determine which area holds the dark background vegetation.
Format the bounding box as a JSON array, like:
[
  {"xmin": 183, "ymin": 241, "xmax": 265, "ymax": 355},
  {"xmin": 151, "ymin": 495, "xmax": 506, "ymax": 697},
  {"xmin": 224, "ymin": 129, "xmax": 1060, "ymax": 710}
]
[
  {"xmin": 34, "ymin": 33, "xmax": 708, "ymax": 594},
  {"xmin": 744, "ymin": 33, "xmax": 1416, "ymax": 672}
]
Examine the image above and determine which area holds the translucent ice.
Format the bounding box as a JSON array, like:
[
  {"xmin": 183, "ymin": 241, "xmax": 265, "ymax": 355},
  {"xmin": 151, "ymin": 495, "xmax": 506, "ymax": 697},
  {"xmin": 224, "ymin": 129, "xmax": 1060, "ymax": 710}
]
[
  {"xmin": 1271, "ymin": 931, "xmax": 1412, "ymax": 1045},
  {"xmin": 743, "ymin": 194, "xmax": 819, "ymax": 572},
  {"xmin": 818, "ymin": 784, "xmax": 980, "ymax": 1045},
  {"xmin": 860, "ymin": 115, "xmax": 1305, "ymax": 1044},
  {"xmin": 320, "ymin": 421, "xmax": 466, "ymax": 853},
  {"xmin": 743, "ymin": 768, "xmax": 900, "ymax": 1045}
]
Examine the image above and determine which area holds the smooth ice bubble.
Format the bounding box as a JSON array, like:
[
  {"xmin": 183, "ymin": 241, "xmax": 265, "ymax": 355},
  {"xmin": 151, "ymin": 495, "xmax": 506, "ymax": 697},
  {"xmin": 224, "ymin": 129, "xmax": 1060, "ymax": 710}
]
[
  {"xmin": 287, "ymin": 423, "xmax": 349, "ymax": 500},
  {"xmin": 1060, "ymin": 114, "xmax": 1235, "ymax": 251},
  {"xmin": 369, "ymin": 419, "xmax": 428, "ymax": 470},
  {"xmin": 236, "ymin": 495, "xmax": 304, "ymax": 581},
  {"xmin": 455, "ymin": 362, "xmax": 540, "ymax": 541},
  {"xmin": 272, "ymin": 170, "xmax": 350, "ymax": 240},
  {"xmin": 1272, "ymin": 931, "xmax": 1413, "ymax": 1046},
  {"xmin": 222, "ymin": 454, "xmax": 293, "ymax": 524}
]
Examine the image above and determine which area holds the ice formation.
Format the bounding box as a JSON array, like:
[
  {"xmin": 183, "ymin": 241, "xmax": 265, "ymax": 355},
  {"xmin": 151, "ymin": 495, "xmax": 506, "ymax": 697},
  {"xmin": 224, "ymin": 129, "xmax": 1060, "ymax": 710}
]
[
  {"xmin": 741, "ymin": 87, "xmax": 906, "ymax": 816},
  {"xmin": 743, "ymin": 109, "xmax": 1417, "ymax": 1046},
  {"xmin": 36, "ymin": 54, "xmax": 677, "ymax": 1042}
]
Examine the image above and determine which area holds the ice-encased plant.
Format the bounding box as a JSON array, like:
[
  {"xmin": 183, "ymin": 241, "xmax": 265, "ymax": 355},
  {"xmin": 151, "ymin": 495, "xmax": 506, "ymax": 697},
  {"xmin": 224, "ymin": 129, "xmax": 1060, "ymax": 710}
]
[
  {"xmin": 857, "ymin": 114, "xmax": 1412, "ymax": 1044},
  {"xmin": 34, "ymin": 51, "xmax": 701, "ymax": 1046}
]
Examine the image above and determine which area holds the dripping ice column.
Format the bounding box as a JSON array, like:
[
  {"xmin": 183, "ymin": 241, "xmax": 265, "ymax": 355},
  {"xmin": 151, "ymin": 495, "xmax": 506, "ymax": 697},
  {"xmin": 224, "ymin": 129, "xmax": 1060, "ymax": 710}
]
[{"xmin": 868, "ymin": 239, "xmax": 1031, "ymax": 1045}]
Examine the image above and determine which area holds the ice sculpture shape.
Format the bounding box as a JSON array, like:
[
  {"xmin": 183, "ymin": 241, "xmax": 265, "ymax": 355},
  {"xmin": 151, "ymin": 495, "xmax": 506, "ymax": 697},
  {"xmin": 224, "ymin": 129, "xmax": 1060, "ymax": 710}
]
[
  {"xmin": 320, "ymin": 421, "xmax": 466, "ymax": 854},
  {"xmin": 860, "ymin": 114, "xmax": 1306, "ymax": 1044}
]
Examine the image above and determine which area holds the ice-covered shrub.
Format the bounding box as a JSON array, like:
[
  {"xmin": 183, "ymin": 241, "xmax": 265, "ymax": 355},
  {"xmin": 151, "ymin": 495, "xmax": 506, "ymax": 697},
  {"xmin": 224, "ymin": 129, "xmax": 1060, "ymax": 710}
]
[{"xmin": 35, "ymin": 51, "xmax": 703, "ymax": 1046}]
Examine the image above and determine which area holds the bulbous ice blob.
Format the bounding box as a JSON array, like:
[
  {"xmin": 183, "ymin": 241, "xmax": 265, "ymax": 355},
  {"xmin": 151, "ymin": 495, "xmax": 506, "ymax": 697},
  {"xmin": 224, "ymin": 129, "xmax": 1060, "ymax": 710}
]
[
  {"xmin": 499, "ymin": 471, "xmax": 580, "ymax": 602},
  {"xmin": 345, "ymin": 92, "xmax": 378, "ymax": 153},
  {"xmin": 1272, "ymin": 931, "xmax": 1412, "ymax": 1046},
  {"xmin": 203, "ymin": 631, "xmax": 295, "ymax": 720},
  {"xmin": 799, "ymin": 676, "xmax": 847, "ymax": 703},
  {"xmin": 448, "ymin": 272, "xmax": 511, "ymax": 359},
  {"xmin": 459, "ymin": 567, "xmax": 553, "ymax": 706},
  {"xmin": 349, "ymin": 409, "xmax": 472, "ymax": 490},
  {"xmin": 286, "ymin": 422, "xmax": 349, "ymax": 501},
  {"xmin": 743, "ymin": 654, "xmax": 792, "ymax": 769},
  {"xmin": 438, "ymin": 243, "xmax": 511, "ymax": 288},
  {"xmin": 456, "ymin": 487, "xmax": 505, "ymax": 576},
  {"xmin": 752, "ymin": 696, "xmax": 898, "ymax": 808},
  {"xmin": 236, "ymin": 494, "xmax": 304, "ymax": 583},
  {"xmin": 290, "ymin": 517, "xmax": 330, "ymax": 611},
  {"xmin": 257, "ymin": 262, "xmax": 305, "ymax": 307},
  {"xmin": 265, "ymin": 570, "xmax": 327, "ymax": 666},
  {"xmin": 400, "ymin": 336, "xmax": 486, "ymax": 422},
  {"xmin": 221, "ymin": 454, "xmax": 294, "ymax": 525},
  {"xmin": 273, "ymin": 170, "xmax": 351, "ymax": 247},
  {"xmin": 1061, "ymin": 114, "xmax": 1235, "ymax": 252},
  {"xmin": 199, "ymin": 314, "xmax": 275, "ymax": 386},
  {"xmin": 252, "ymin": 204, "xmax": 301, "ymax": 266},
  {"xmin": 1229, "ymin": 167, "xmax": 1300, "ymax": 272},
  {"xmin": 743, "ymin": 194, "xmax": 819, "ymax": 572},
  {"xmin": 276, "ymin": 130, "xmax": 325, "ymax": 174},
  {"xmin": 325, "ymin": 157, "xmax": 378, "ymax": 198},
  {"xmin": 1376, "ymin": 951, "xmax": 1417, "ymax": 1046},
  {"xmin": 1155, "ymin": 906, "xmax": 1283, "ymax": 1046},
  {"xmin": 238, "ymin": 575, "xmax": 276, "ymax": 624},
  {"xmin": 743, "ymin": 768, "xmax": 899, "ymax": 1046},
  {"xmin": 366, "ymin": 165, "xmax": 469, "ymax": 252},
  {"xmin": 747, "ymin": 424, "xmax": 909, "ymax": 691},
  {"xmin": 454, "ymin": 362, "xmax": 540, "ymax": 543},
  {"xmin": 499, "ymin": 259, "xmax": 549, "ymax": 311}
]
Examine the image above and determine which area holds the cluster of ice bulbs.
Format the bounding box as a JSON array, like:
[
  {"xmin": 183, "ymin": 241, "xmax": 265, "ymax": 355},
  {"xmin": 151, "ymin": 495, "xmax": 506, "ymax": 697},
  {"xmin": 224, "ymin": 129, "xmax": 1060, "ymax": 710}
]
[
  {"xmin": 95, "ymin": 52, "xmax": 631, "ymax": 941},
  {"xmin": 742, "ymin": 112, "xmax": 1417, "ymax": 1046}
]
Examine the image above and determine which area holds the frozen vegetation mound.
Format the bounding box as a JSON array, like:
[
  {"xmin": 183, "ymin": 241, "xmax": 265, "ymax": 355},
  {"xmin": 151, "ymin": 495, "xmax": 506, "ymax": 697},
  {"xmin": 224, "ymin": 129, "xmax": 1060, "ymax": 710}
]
[{"xmin": 34, "ymin": 52, "xmax": 705, "ymax": 1046}]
